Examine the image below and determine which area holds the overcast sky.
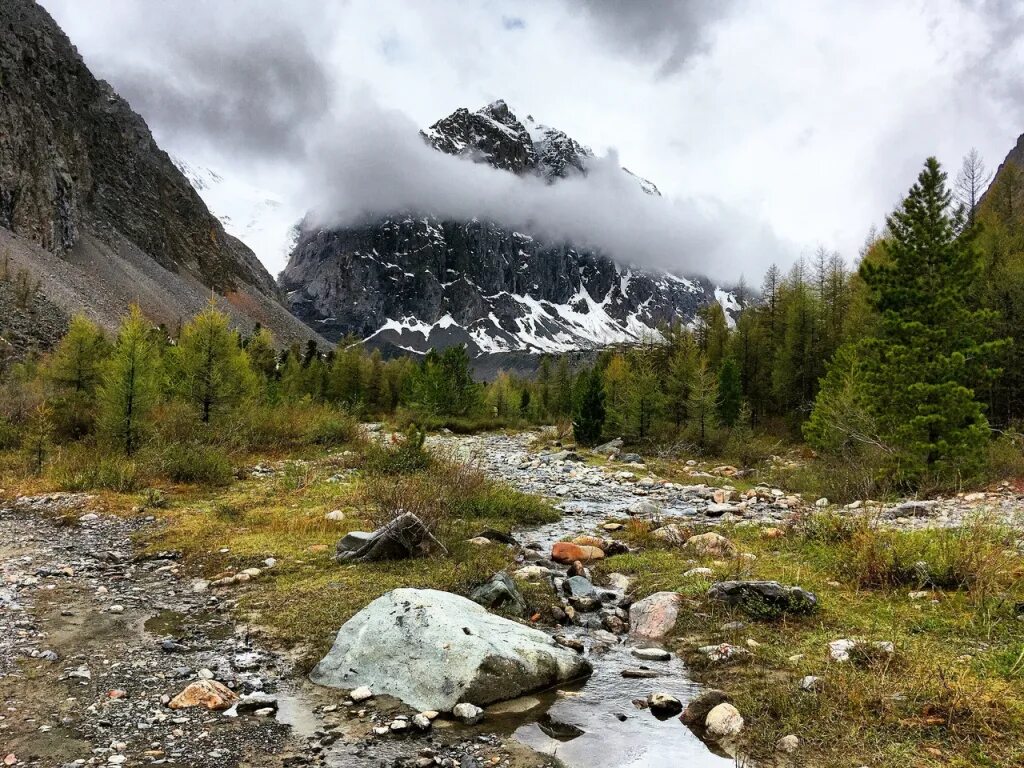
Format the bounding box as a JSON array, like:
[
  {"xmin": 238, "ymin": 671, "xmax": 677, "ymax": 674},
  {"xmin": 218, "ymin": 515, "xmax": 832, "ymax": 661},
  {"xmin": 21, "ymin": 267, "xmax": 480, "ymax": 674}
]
[{"xmin": 40, "ymin": 0, "xmax": 1024, "ymax": 282}]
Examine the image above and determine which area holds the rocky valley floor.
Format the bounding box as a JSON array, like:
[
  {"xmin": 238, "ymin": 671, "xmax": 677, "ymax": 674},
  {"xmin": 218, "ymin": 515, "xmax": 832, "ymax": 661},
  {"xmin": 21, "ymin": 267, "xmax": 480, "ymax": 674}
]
[{"xmin": 2, "ymin": 430, "xmax": 1023, "ymax": 768}]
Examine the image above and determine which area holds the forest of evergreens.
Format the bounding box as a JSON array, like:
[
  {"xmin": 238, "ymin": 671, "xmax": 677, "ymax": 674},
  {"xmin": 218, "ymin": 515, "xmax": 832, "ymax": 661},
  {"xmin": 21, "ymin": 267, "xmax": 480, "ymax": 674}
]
[{"xmin": 2, "ymin": 154, "xmax": 1023, "ymax": 496}]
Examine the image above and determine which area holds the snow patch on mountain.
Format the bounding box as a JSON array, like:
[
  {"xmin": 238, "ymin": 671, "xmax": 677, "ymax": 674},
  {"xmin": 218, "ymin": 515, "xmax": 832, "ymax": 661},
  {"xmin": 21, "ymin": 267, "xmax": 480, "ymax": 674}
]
[{"xmin": 172, "ymin": 157, "xmax": 300, "ymax": 271}]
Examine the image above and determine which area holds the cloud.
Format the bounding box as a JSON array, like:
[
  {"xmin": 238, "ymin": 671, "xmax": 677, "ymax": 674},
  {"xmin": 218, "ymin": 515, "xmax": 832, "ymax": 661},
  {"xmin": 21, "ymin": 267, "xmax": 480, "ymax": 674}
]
[
  {"xmin": 37, "ymin": 0, "xmax": 1024, "ymax": 279},
  {"xmin": 303, "ymin": 98, "xmax": 791, "ymax": 280},
  {"xmin": 573, "ymin": 0, "xmax": 737, "ymax": 75}
]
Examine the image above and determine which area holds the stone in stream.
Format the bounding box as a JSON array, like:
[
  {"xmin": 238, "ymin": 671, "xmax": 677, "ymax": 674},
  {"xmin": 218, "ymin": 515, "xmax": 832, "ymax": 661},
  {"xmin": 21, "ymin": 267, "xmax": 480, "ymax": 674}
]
[
  {"xmin": 647, "ymin": 692, "xmax": 683, "ymax": 718},
  {"xmin": 627, "ymin": 500, "xmax": 661, "ymax": 518},
  {"xmin": 335, "ymin": 513, "xmax": 447, "ymax": 563},
  {"xmin": 235, "ymin": 692, "xmax": 279, "ymax": 715},
  {"xmin": 706, "ymin": 580, "xmax": 818, "ymax": 619},
  {"xmin": 470, "ymin": 572, "xmax": 529, "ymax": 616},
  {"xmin": 551, "ymin": 542, "xmax": 604, "ymax": 564},
  {"xmin": 632, "ymin": 647, "xmax": 671, "ymax": 661},
  {"xmin": 562, "ymin": 576, "xmax": 601, "ymax": 612},
  {"xmin": 704, "ymin": 503, "xmax": 736, "ymax": 518},
  {"xmin": 629, "ymin": 592, "xmax": 683, "ymax": 639},
  {"xmin": 309, "ymin": 588, "xmax": 592, "ymax": 711},
  {"xmin": 621, "ymin": 668, "xmax": 660, "ymax": 679},
  {"xmin": 704, "ymin": 702, "xmax": 744, "ymax": 739},
  {"xmin": 679, "ymin": 689, "xmax": 730, "ymax": 725},
  {"xmin": 512, "ymin": 565, "xmax": 558, "ymax": 582}
]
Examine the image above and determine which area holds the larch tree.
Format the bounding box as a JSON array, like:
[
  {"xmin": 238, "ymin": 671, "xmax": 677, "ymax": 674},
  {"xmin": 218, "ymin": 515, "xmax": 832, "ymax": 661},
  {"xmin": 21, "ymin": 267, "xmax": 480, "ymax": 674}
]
[
  {"xmin": 44, "ymin": 314, "xmax": 110, "ymax": 438},
  {"xmin": 97, "ymin": 305, "xmax": 160, "ymax": 455},
  {"xmin": 173, "ymin": 301, "xmax": 255, "ymax": 423}
]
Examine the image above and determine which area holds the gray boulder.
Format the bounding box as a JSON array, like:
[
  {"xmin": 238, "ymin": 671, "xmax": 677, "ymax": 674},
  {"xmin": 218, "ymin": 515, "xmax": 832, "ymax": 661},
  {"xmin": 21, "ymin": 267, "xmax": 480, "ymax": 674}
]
[
  {"xmin": 707, "ymin": 580, "xmax": 817, "ymax": 619},
  {"xmin": 470, "ymin": 572, "xmax": 529, "ymax": 616},
  {"xmin": 310, "ymin": 588, "xmax": 592, "ymax": 711},
  {"xmin": 594, "ymin": 438, "xmax": 623, "ymax": 455}
]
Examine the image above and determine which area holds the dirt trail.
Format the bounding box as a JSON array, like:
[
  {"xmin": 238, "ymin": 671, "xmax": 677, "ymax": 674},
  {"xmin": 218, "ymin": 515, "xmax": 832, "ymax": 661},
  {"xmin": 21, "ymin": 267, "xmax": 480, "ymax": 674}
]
[{"xmin": 0, "ymin": 495, "xmax": 308, "ymax": 768}]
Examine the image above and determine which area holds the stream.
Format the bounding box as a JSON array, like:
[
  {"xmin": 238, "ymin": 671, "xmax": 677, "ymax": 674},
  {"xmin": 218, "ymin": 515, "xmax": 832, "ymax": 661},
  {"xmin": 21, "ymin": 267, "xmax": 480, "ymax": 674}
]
[{"xmin": 428, "ymin": 432, "xmax": 742, "ymax": 768}]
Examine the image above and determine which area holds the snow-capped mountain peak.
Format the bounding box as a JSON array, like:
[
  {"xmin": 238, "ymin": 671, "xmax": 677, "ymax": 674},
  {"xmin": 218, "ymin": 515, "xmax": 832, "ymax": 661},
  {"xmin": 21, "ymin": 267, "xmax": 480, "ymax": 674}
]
[{"xmin": 280, "ymin": 100, "xmax": 740, "ymax": 357}]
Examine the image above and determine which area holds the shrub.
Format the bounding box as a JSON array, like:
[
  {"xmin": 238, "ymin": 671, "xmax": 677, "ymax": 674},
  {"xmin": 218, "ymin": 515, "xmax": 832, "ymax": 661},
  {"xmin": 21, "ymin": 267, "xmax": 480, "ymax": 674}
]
[
  {"xmin": 48, "ymin": 447, "xmax": 140, "ymax": 492},
  {"xmin": 836, "ymin": 515, "xmax": 1019, "ymax": 596},
  {"xmin": 363, "ymin": 425, "xmax": 431, "ymax": 475},
  {"xmin": 0, "ymin": 418, "xmax": 21, "ymax": 450},
  {"xmin": 153, "ymin": 442, "xmax": 233, "ymax": 486},
  {"xmin": 360, "ymin": 453, "xmax": 558, "ymax": 533},
  {"xmin": 150, "ymin": 401, "xmax": 205, "ymax": 445},
  {"xmin": 303, "ymin": 409, "xmax": 360, "ymax": 446}
]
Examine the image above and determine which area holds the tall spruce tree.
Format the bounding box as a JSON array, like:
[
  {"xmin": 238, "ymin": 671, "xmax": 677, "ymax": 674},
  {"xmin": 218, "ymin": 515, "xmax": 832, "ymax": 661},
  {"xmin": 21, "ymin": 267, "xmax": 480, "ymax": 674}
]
[
  {"xmin": 717, "ymin": 357, "xmax": 742, "ymax": 427},
  {"xmin": 573, "ymin": 367, "xmax": 606, "ymax": 445},
  {"xmin": 814, "ymin": 157, "xmax": 1004, "ymax": 481}
]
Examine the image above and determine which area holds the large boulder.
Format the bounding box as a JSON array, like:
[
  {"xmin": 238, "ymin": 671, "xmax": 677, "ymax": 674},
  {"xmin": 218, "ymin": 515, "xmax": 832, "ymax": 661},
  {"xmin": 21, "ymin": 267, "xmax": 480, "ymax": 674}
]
[
  {"xmin": 310, "ymin": 588, "xmax": 592, "ymax": 712},
  {"xmin": 629, "ymin": 592, "xmax": 683, "ymax": 639},
  {"xmin": 707, "ymin": 580, "xmax": 818, "ymax": 619}
]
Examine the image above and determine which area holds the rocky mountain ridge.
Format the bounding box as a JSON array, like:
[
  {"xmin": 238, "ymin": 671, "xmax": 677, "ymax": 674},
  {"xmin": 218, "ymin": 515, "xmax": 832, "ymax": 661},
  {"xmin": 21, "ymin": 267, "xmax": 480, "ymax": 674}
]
[
  {"xmin": 0, "ymin": 0, "xmax": 323, "ymax": 348},
  {"xmin": 280, "ymin": 100, "xmax": 734, "ymax": 355}
]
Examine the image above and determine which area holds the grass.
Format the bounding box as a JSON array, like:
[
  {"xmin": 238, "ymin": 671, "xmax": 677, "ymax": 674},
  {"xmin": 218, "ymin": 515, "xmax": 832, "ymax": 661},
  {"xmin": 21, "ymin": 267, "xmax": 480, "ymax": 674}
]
[
  {"xmin": 594, "ymin": 514, "xmax": 1024, "ymax": 767},
  {"xmin": 122, "ymin": 437, "xmax": 558, "ymax": 665}
]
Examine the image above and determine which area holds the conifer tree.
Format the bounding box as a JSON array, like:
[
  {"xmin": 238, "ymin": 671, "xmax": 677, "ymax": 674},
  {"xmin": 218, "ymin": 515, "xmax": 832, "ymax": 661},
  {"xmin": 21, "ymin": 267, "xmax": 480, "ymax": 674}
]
[
  {"xmin": 717, "ymin": 357, "xmax": 742, "ymax": 427},
  {"xmin": 97, "ymin": 305, "xmax": 160, "ymax": 455},
  {"xmin": 573, "ymin": 367, "xmax": 605, "ymax": 445},
  {"xmin": 44, "ymin": 314, "xmax": 110, "ymax": 438},
  {"xmin": 687, "ymin": 360, "xmax": 718, "ymax": 446},
  {"xmin": 173, "ymin": 302, "xmax": 256, "ymax": 423},
  {"xmin": 813, "ymin": 157, "xmax": 1005, "ymax": 481},
  {"xmin": 244, "ymin": 327, "xmax": 278, "ymax": 382}
]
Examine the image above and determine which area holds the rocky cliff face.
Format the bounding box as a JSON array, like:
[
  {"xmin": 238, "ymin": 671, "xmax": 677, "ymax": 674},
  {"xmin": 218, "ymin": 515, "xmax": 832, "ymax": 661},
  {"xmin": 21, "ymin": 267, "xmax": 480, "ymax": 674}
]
[
  {"xmin": 281, "ymin": 100, "xmax": 732, "ymax": 355},
  {"xmin": 0, "ymin": 0, "xmax": 323, "ymax": 347}
]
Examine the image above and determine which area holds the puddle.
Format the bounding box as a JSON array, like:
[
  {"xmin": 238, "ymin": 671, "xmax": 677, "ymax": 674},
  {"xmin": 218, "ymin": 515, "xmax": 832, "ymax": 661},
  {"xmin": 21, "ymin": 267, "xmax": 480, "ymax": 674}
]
[
  {"xmin": 274, "ymin": 688, "xmax": 323, "ymax": 738},
  {"xmin": 143, "ymin": 609, "xmax": 234, "ymax": 642}
]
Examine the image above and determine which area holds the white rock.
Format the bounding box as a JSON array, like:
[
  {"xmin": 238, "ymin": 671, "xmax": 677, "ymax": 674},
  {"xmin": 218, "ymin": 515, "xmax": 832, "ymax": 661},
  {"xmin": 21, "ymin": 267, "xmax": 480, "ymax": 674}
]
[
  {"xmin": 350, "ymin": 686, "xmax": 373, "ymax": 702},
  {"xmin": 452, "ymin": 702, "xmax": 484, "ymax": 724},
  {"xmin": 704, "ymin": 702, "xmax": 744, "ymax": 739},
  {"xmin": 776, "ymin": 734, "xmax": 800, "ymax": 753}
]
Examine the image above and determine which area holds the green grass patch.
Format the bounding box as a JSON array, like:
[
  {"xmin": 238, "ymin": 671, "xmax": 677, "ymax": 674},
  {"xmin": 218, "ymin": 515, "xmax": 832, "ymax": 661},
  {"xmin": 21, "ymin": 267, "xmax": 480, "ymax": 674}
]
[{"xmin": 595, "ymin": 515, "xmax": 1024, "ymax": 767}]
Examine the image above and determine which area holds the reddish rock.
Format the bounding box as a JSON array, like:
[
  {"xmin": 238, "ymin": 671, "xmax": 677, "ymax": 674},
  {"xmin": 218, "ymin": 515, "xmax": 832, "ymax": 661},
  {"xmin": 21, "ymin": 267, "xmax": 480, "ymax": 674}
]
[
  {"xmin": 168, "ymin": 680, "xmax": 238, "ymax": 711},
  {"xmin": 629, "ymin": 591, "xmax": 684, "ymax": 639},
  {"xmin": 571, "ymin": 535, "xmax": 606, "ymax": 550},
  {"xmin": 552, "ymin": 542, "xmax": 605, "ymax": 564}
]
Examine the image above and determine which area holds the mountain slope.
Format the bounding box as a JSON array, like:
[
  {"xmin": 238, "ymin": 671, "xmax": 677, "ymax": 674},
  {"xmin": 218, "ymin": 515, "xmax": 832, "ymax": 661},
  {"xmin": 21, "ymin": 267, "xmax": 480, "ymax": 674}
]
[
  {"xmin": 0, "ymin": 0, "xmax": 324, "ymax": 348},
  {"xmin": 281, "ymin": 100, "xmax": 734, "ymax": 355}
]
